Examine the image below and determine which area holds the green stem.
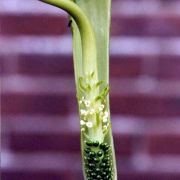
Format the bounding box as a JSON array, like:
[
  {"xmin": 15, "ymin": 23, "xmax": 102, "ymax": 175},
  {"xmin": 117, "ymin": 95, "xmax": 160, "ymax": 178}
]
[
  {"xmin": 40, "ymin": 0, "xmax": 98, "ymax": 76},
  {"xmin": 39, "ymin": 0, "xmax": 117, "ymax": 179}
]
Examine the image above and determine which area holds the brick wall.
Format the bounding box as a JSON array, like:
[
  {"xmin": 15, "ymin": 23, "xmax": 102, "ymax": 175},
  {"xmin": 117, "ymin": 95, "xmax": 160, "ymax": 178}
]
[{"xmin": 1, "ymin": 0, "xmax": 180, "ymax": 179}]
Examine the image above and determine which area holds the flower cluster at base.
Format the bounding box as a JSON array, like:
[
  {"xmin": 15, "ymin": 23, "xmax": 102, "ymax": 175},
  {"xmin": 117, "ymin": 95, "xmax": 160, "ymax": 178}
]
[
  {"xmin": 77, "ymin": 72, "xmax": 110, "ymax": 137},
  {"xmin": 77, "ymin": 72, "xmax": 114, "ymax": 179},
  {"xmin": 79, "ymin": 96, "xmax": 109, "ymax": 134},
  {"xmin": 84, "ymin": 140, "xmax": 113, "ymax": 180}
]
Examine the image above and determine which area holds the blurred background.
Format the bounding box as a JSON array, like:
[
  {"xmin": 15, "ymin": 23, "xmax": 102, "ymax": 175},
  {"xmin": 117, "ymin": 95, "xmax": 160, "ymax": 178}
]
[{"xmin": 1, "ymin": 0, "xmax": 180, "ymax": 179}]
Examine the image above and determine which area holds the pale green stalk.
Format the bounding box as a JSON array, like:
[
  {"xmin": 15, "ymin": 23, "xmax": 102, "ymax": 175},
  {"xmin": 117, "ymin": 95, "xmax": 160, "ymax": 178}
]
[
  {"xmin": 41, "ymin": 0, "xmax": 98, "ymax": 77},
  {"xmin": 39, "ymin": 0, "xmax": 117, "ymax": 179}
]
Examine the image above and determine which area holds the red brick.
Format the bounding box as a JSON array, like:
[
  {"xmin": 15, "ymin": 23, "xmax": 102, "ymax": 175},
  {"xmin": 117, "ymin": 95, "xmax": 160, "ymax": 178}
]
[
  {"xmin": 17, "ymin": 55, "xmax": 74, "ymax": 76},
  {"xmin": 149, "ymin": 135, "xmax": 180, "ymax": 155},
  {"xmin": 112, "ymin": 15, "xmax": 180, "ymax": 37},
  {"xmin": 0, "ymin": 57, "xmax": 4, "ymax": 74},
  {"xmin": 9, "ymin": 133, "xmax": 80, "ymax": 152},
  {"xmin": 110, "ymin": 55, "xmax": 142, "ymax": 78},
  {"xmin": 2, "ymin": 54, "xmax": 141, "ymax": 78},
  {"xmin": 0, "ymin": 15, "xmax": 68, "ymax": 35},
  {"xmin": 110, "ymin": 95, "xmax": 180, "ymax": 117},
  {"xmin": 1, "ymin": 170, "xmax": 77, "ymax": 180},
  {"xmin": 2, "ymin": 14, "xmax": 180, "ymax": 37},
  {"xmin": 2, "ymin": 170, "xmax": 180, "ymax": 180},
  {"xmin": 119, "ymin": 172, "xmax": 180, "ymax": 180},
  {"xmin": 157, "ymin": 55, "xmax": 180, "ymax": 80},
  {"xmin": 1, "ymin": 94, "xmax": 69, "ymax": 115},
  {"xmin": 114, "ymin": 134, "xmax": 136, "ymax": 156},
  {"xmin": 2, "ymin": 54, "xmax": 180, "ymax": 80},
  {"xmin": 9, "ymin": 132, "xmax": 133, "ymax": 156}
]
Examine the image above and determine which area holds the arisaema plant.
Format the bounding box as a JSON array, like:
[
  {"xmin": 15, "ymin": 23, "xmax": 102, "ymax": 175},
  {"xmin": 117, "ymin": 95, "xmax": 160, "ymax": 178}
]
[{"xmin": 39, "ymin": 0, "xmax": 117, "ymax": 179}]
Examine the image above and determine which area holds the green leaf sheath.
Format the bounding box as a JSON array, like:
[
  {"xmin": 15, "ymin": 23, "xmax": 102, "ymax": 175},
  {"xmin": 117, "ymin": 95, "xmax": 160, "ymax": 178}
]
[
  {"xmin": 39, "ymin": 0, "xmax": 117, "ymax": 179},
  {"xmin": 40, "ymin": 0, "xmax": 98, "ymax": 77},
  {"xmin": 71, "ymin": 0, "xmax": 117, "ymax": 179},
  {"xmin": 74, "ymin": 0, "xmax": 111, "ymax": 85},
  {"xmin": 77, "ymin": 75, "xmax": 117, "ymax": 180}
]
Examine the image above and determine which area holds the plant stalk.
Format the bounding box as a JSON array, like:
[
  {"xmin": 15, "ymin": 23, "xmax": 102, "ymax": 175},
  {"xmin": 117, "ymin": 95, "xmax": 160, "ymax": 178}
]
[
  {"xmin": 39, "ymin": 0, "xmax": 117, "ymax": 179},
  {"xmin": 40, "ymin": 0, "xmax": 98, "ymax": 77}
]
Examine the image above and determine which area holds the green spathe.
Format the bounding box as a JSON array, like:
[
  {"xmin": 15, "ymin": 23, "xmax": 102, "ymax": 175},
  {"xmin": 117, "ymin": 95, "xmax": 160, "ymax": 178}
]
[
  {"xmin": 39, "ymin": 0, "xmax": 117, "ymax": 179},
  {"xmin": 40, "ymin": 0, "xmax": 98, "ymax": 77}
]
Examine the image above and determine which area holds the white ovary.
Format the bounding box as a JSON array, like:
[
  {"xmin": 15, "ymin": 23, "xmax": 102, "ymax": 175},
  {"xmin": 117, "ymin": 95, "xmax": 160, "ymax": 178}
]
[
  {"xmin": 98, "ymin": 106, "xmax": 103, "ymax": 112},
  {"xmin": 103, "ymin": 125, "xmax": 108, "ymax": 130},
  {"xmin": 89, "ymin": 108, "xmax": 95, "ymax": 115},
  {"xmin": 80, "ymin": 120, "xmax": 86, "ymax": 125},
  {"xmin": 80, "ymin": 109, "xmax": 88, "ymax": 116},
  {"xmin": 104, "ymin": 111, "xmax": 109, "ymax": 117},
  {"xmin": 86, "ymin": 121, "xmax": 93, "ymax": 128},
  {"xmin": 98, "ymin": 104, "xmax": 104, "ymax": 111},
  {"xmin": 100, "ymin": 104, "xmax": 104, "ymax": 109},
  {"xmin": 99, "ymin": 111, "xmax": 104, "ymax": 116},
  {"xmin": 84, "ymin": 100, "xmax": 90, "ymax": 107},
  {"xmin": 103, "ymin": 116, "xmax": 108, "ymax": 123}
]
